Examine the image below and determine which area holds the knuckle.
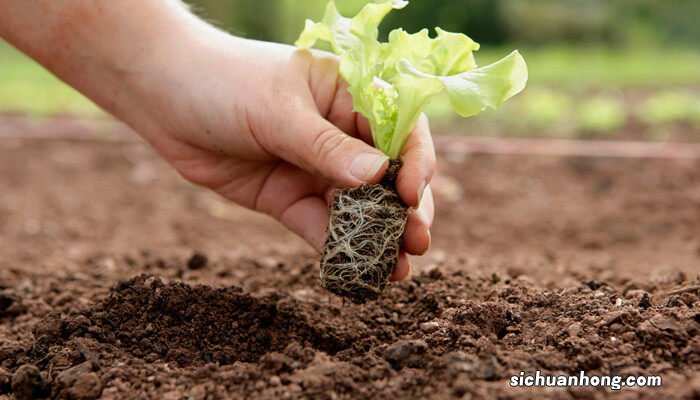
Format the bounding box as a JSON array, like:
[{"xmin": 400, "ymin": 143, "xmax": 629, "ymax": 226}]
[
  {"xmin": 326, "ymin": 96, "xmax": 349, "ymax": 125},
  {"xmin": 312, "ymin": 127, "xmax": 347, "ymax": 165}
]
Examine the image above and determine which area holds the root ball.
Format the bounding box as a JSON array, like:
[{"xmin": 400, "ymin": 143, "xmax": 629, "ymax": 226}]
[{"xmin": 320, "ymin": 161, "xmax": 408, "ymax": 303}]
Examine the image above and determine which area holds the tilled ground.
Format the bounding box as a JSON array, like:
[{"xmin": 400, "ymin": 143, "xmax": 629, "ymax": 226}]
[{"xmin": 0, "ymin": 120, "xmax": 699, "ymax": 399}]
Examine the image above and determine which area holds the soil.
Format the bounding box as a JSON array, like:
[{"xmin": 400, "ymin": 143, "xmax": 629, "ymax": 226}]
[
  {"xmin": 321, "ymin": 160, "xmax": 407, "ymax": 304},
  {"xmin": 0, "ymin": 118, "xmax": 699, "ymax": 399}
]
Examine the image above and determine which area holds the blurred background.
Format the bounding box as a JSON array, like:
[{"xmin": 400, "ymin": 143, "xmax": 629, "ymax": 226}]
[{"xmin": 1, "ymin": 0, "xmax": 699, "ymax": 141}]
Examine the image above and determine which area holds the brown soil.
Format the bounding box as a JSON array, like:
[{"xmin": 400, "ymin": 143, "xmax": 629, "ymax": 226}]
[{"xmin": 0, "ymin": 118, "xmax": 699, "ymax": 399}]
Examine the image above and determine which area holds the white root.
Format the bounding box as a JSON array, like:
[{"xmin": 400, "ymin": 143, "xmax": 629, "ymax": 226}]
[{"xmin": 320, "ymin": 183, "xmax": 408, "ymax": 303}]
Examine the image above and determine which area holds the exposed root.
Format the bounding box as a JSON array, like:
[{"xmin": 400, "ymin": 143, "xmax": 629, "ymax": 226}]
[{"xmin": 320, "ymin": 161, "xmax": 408, "ymax": 304}]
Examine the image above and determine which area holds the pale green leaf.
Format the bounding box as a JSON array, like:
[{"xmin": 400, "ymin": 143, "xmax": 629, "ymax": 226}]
[
  {"xmin": 295, "ymin": 1, "xmax": 528, "ymax": 159},
  {"xmin": 439, "ymin": 50, "xmax": 528, "ymax": 117}
]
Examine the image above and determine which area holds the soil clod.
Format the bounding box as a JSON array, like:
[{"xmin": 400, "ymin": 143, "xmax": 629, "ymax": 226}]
[
  {"xmin": 0, "ymin": 367, "xmax": 11, "ymax": 393},
  {"xmin": 638, "ymin": 292, "xmax": 653, "ymax": 309},
  {"xmin": 187, "ymin": 252, "xmax": 209, "ymax": 270},
  {"xmin": 0, "ymin": 291, "xmax": 25, "ymax": 318},
  {"xmin": 0, "ymin": 292, "xmax": 18, "ymax": 313},
  {"xmin": 66, "ymin": 372, "xmax": 102, "ymax": 400},
  {"xmin": 383, "ymin": 339, "xmax": 428, "ymax": 369},
  {"xmin": 11, "ymin": 364, "xmax": 50, "ymax": 400}
]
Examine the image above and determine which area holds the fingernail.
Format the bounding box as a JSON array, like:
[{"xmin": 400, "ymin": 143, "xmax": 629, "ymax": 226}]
[
  {"xmin": 417, "ymin": 180, "xmax": 427, "ymax": 206},
  {"xmin": 350, "ymin": 153, "xmax": 388, "ymax": 182}
]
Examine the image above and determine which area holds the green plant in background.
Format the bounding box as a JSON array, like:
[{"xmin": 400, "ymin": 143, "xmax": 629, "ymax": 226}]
[
  {"xmin": 193, "ymin": 0, "xmax": 700, "ymax": 48},
  {"xmin": 577, "ymin": 95, "xmax": 626, "ymax": 135},
  {"xmin": 509, "ymin": 46, "xmax": 700, "ymax": 89},
  {"xmin": 0, "ymin": 43, "xmax": 102, "ymax": 116},
  {"xmin": 296, "ymin": 0, "xmax": 527, "ymax": 158},
  {"xmin": 638, "ymin": 90, "xmax": 700, "ymax": 126},
  {"xmin": 519, "ymin": 87, "xmax": 573, "ymax": 131},
  {"xmin": 2, "ymin": 0, "xmax": 699, "ymax": 143}
]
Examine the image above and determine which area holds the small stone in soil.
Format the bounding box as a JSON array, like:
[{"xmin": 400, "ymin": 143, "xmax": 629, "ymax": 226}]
[
  {"xmin": 420, "ymin": 321, "xmax": 440, "ymax": 334},
  {"xmin": 187, "ymin": 252, "xmax": 208, "ymax": 270},
  {"xmin": 383, "ymin": 339, "xmax": 428, "ymax": 369}
]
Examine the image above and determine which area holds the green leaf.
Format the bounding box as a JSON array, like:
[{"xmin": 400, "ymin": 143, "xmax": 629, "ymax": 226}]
[
  {"xmin": 387, "ymin": 73, "xmax": 444, "ymax": 158},
  {"xmin": 439, "ymin": 50, "xmax": 528, "ymax": 117},
  {"xmin": 381, "ymin": 28, "xmax": 479, "ymax": 80},
  {"xmin": 295, "ymin": 2, "xmax": 351, "ymax": 53},
  {"xmin": 295, "ymin": 1, "xmax": 528, "ymax": 159},
  {"xmin": 350, "ymin": 1, "xmax": 406, "ymax": 44},
  {"xmin": 387, "ymin": 51, "xmax": 527, "ymax": 158},
  {"xmin": 295, "ymin": 1, "xmax": 404, "ymax": 56},
  {"xmin": 397, "ymin": 50, "xmax": 528, "ymax": 118}
]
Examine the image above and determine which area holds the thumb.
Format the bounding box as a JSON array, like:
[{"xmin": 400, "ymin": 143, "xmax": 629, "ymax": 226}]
[{"xmin": 281, "ymin": 115, "xmax": 389, "ymax": 187}]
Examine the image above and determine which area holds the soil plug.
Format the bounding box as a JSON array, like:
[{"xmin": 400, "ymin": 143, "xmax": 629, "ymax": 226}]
[
  {"xmin": 296, "ymin": 0, "xmax": 527, "ymax": 303},
  {"xmin": 320, "ymin": 160, "xmax": 407, "ymax": 303}
]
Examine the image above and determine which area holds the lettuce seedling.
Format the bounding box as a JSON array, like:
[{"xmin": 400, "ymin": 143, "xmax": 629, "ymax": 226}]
[
  {"xmin": 297, "ymin": 0, "xmax": 528, "ymax": 158},
  {"xmin": 297, "ymin": 0, "xmax": 527, "ymax": 303}
]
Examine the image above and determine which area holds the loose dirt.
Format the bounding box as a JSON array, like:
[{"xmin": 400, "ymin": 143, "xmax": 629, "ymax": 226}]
[{"xmin": 0, "ymin": 119, "xmax": 698, "ymax": 399}]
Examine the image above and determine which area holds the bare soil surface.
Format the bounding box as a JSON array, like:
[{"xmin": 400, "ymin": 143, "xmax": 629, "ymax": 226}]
[{"xmin": 0, "ymin": 119, "xmax": 699, "ymax": 399}]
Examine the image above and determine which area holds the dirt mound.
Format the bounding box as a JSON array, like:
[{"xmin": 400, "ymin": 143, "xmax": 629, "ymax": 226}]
[{"xmin": 33, "ymin": 275, "xmax": 361, "ymax": 367}]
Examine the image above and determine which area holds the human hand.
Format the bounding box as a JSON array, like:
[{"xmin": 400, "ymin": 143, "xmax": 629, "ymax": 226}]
[
  {"xmin": 132, "ymin": 33, "xmax": 435, "ymax": 281},
  {"xmin": 0, "ymin": 1, "xmax": 434, "ymax": 281},
  {"xmin": 148, "ymin": 35, "xmax": 436, "ymax": 281}
]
